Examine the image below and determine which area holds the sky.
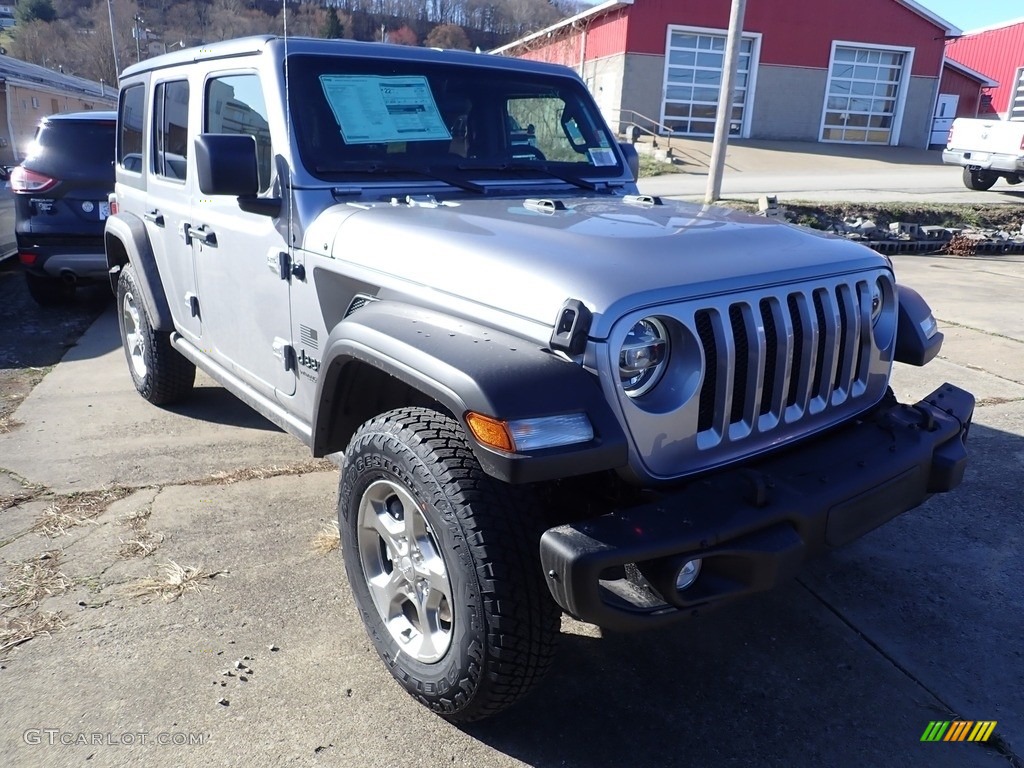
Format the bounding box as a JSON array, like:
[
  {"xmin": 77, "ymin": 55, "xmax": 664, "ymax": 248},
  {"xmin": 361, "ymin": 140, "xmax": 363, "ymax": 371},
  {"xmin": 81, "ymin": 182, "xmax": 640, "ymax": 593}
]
[{"xmin": 903, "ymin": 0, "xmax": 1021, "ymax": 32}]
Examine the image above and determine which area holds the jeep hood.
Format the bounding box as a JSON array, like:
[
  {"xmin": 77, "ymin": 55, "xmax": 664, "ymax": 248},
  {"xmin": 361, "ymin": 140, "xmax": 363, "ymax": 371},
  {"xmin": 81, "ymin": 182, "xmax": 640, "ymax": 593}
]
[{"xmin": 306, "ymin": 195, "xmax": 887, "ymax": 339}]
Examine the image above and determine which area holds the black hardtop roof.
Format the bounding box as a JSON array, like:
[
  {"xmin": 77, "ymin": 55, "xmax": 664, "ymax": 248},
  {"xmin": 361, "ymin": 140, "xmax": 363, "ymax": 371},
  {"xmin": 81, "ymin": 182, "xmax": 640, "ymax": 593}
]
[{"xmin": 119, "ymin": 35, "xmax": 579, "ymax": 82}]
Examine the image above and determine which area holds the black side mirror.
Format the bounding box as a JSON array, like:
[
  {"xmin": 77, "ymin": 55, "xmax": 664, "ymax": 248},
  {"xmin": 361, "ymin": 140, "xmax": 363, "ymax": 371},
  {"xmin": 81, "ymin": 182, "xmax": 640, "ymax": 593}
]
[
  {"xmin": 194, "ymin": 134, "xmax": 281, "ymax": 216},
  {"xmin": 195, "ymin": 134, "xmax": 259, "ymax": 196}
]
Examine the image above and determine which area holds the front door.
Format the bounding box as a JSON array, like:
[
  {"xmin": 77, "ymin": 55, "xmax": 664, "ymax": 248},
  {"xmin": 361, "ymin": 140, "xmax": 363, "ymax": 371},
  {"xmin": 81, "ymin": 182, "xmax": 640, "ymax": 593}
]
[
  {"xmin": 190, "ymin": 71, "xmax": 294, "ymax": 398},
  {"xmin": 931, "ymin": 94, "xmax": 959, "ymax": 145}
]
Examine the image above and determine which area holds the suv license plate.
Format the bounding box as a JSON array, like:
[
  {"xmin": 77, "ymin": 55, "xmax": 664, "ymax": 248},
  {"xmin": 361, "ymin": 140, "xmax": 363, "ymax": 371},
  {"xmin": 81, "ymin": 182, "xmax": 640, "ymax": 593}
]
[{"xmin": 99, "ymin": 202, "xmax": 110, "ymax": 220}]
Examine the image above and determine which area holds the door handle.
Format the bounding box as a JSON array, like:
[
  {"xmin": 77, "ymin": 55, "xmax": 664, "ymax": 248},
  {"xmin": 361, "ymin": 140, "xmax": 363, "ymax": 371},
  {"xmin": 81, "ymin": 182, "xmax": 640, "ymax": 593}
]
[
  {"xmin": 188, "ymin": 224, "xmax": 217, "ymax": 247},
  {"xmin": 143, "ymin": 209, "xmax": 164, "ymax": 226}
]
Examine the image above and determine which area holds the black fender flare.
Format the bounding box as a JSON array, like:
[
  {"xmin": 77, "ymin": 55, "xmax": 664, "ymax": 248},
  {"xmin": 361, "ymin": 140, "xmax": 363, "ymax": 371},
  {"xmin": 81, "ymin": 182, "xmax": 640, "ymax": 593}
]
[
  {"xmin": 104, "ymin": 213, "xmax": 174, "ymax": 331},
  {"xmin": 895, "ymin": 285, "xmax": 943, "ymax": 366},
  {"xmin": 311, "ymin": 301, "xmax": 628, "ymax": 484}
]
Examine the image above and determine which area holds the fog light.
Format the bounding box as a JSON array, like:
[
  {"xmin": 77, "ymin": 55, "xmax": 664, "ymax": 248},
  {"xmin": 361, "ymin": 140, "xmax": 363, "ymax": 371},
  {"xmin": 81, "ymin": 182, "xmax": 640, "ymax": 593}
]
[{"xmin": 674, "ymin": 558, "xmax": 702, "ymax": 591}]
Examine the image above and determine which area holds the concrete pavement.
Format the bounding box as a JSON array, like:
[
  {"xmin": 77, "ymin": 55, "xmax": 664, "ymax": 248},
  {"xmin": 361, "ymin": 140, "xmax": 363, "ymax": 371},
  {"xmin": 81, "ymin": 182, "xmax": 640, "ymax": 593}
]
[{"xmin": 0, "ymin": 252, "xmax": 1022, "ymax": 767}]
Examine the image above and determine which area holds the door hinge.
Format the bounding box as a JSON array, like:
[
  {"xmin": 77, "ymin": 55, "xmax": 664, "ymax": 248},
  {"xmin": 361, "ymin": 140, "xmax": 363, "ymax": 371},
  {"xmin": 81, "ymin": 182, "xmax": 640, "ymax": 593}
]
[
  {"xmin": 283, "ymin": 344, "xmax": 296, "ymax": 372},
  {"xmin": 185, "ymin": 292, "xmax": 200, "ymax": 318}
]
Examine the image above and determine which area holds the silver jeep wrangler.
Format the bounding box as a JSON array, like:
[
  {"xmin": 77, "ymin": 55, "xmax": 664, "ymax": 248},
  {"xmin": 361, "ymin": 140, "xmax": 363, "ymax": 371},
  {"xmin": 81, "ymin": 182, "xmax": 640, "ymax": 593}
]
[{"xmin": 104, "ymin": 36, "xmax": 974, "ymax": 722}]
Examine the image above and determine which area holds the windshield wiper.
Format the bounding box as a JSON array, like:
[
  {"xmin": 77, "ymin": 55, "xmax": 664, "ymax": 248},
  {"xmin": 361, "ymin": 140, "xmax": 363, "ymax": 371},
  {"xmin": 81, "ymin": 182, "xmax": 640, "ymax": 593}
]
[
  {"xmin": 457, "ymin": 160, "xmax": 604, "ymax": 192},
  {"xmin": 314, "ymin": 161, "xmax": 485, "ymax": 194}
]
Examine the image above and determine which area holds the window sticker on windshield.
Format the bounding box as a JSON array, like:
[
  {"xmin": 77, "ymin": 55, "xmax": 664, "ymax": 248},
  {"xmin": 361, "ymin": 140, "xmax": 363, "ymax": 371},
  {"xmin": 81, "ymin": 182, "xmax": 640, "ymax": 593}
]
[
  {"xmin": 588, "ymin": 148, "xmax": 617, "ymax": 167},
  {"xmin": 319, "ymin": 75, "xmax": 451, "ymax": 145}
]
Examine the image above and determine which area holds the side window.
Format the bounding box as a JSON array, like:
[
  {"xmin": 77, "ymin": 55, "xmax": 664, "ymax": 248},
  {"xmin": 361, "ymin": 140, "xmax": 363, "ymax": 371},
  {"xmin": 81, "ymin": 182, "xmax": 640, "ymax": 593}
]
[
  {"xmin": 506, "ymin": 95, "xmax": 609, "ymax": 165},
  {"xmin": 205, "ymin": 74, "xmax": 272, "ymax": 193},
  {"xmin": 506, "ymin": 97, "xmax": 579, "ymax": 162},
  {"xmin": 153, "ymin": 80, "xmax": 190, "ymax": 181},
  {"xmin": 118, "ymin": 83, "xmax": 145, "ymax": 173}
]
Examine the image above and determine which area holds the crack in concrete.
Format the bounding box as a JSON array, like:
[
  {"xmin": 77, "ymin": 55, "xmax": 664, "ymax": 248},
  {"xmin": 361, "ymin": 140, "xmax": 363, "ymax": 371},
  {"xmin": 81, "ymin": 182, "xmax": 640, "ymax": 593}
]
[
  {"xmin": 935, "ymin": 318, "xmax": 1024, "ymax": 345},
  {"xmin": 797, "ymin": 577, "xmax": 1022, "ymax": 767}
]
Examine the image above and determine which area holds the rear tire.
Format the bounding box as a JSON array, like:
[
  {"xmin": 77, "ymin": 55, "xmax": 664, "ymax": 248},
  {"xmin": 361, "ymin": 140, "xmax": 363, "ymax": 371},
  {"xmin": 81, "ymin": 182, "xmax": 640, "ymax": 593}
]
[
  {"xmin": 116, "ymin": 263, "xmax": 195, "ymax": 405},
  {"xmin": 24, "ymin": 271, "xmax": 75, "ymax": 307},
  {"xmin": 963, "ymin": 167, "xmax": 997, "ymax": 191},
  {"xmin": 338, "ymin": 407, "xmax": 559, "ymax": 722}
]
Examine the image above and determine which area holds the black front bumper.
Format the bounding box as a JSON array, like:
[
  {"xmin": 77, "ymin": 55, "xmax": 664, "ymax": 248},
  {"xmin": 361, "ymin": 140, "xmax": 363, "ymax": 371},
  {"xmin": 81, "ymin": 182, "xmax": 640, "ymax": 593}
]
[{"xmin": 539, "ymin": 383, "xmax": 974, "ymax": 631}]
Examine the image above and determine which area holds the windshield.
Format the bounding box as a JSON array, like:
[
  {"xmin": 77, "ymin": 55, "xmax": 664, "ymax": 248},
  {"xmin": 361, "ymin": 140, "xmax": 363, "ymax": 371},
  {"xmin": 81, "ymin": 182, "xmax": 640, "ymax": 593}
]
[{"xmin": 288, "ymin": 54, "xmax": 623, "ymax": 184}]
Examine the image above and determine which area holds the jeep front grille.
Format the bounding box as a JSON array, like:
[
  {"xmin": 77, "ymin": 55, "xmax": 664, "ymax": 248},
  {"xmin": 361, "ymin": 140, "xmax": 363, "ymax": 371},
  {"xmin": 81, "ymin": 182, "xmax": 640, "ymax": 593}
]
[
  {"xmin": 606, "ymin": 271, "xmax": 895, "ymax": 481},
  {"xmin": 694, "ymin": 282, "xmax": 873, "ymax": 443}
]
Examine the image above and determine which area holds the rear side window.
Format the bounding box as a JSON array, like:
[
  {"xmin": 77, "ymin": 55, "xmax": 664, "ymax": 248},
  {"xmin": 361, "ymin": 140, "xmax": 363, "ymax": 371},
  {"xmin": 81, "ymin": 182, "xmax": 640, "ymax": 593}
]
[
  {"xmin": 153, "ymin": 80, "xmax": 190, "ymax": 181},
  {"xmin": 26, "ymin": 120, "xmax": 116, "ymax": 180},
  {"xmin": 205, "ymin": 74, "xmax": 273, "ymax": 193},
  {"xmin": 118, "ymin": 84, "xmax": 145, "ymax": 173}
]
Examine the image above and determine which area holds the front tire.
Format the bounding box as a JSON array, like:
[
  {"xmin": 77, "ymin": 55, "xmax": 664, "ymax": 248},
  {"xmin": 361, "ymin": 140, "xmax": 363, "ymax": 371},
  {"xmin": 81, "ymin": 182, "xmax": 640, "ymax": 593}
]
[
  {"xmin": 963, "ymin": 167, "xmax": 997, "ymax": 191},
  {"xmin": 116, "ymin": 263, "xmax": 195, "ymax": 405},
  {"xmin": 338, "ymin": 407, "xmax": 559, "ymax": 722}
]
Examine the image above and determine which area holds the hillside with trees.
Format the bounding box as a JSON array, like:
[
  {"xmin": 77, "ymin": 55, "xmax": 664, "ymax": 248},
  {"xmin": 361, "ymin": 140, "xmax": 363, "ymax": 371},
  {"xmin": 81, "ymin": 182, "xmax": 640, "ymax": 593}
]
[{"xmin": 6, "ymin": 0, "xmax": 583, "ymax": 84}]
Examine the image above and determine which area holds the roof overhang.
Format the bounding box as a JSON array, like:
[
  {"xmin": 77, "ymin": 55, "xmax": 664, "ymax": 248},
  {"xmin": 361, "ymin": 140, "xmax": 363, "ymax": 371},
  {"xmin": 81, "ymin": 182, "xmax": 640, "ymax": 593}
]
[
  {"xmin": 942, "ymin": 57, "xmax": 999, "ymax": 88},
  {"xmin": 490, "ymin": 0, "xmax": 634, "ymax": 56},
  {"xmin": 895, "ymin": 0, "xmax": 961, "ymax": 37}
]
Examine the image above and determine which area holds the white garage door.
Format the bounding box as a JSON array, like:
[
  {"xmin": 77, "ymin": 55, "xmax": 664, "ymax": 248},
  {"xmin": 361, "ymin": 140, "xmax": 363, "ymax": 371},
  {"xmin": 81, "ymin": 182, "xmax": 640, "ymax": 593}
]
[
  {"xmin": 1010, "ymin": 67, "xmax": 1024, "ymax": 121},
  {"xmin": 661, "ymin": 27, "xmax": 759, "ymax": 137},
  {"xmin": 821, "ymin": 44, "xmax": 910, "ymax": 144}
]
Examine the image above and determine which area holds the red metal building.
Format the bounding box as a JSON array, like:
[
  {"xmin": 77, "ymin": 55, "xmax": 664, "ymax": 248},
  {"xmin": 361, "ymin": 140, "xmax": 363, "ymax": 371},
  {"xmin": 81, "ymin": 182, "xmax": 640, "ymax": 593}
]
[
  {"xmin": 494, "ymin": 0, "xmax": 972, "ymax": 147},
  {"xmin": 945, "ymin": 18, "xmax": 1024, "ymax": 120}
]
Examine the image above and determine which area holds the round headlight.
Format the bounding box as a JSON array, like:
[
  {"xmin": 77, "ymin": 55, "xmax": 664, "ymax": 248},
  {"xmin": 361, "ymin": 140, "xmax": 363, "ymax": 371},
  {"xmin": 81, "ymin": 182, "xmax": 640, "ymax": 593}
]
[
  {"xmin": 619, "ymin": 317, "xmax": 669, "ymax": 397},
  {"xmin": 870, "ymin": 279, "xmax": 885, "ymax": 325}
]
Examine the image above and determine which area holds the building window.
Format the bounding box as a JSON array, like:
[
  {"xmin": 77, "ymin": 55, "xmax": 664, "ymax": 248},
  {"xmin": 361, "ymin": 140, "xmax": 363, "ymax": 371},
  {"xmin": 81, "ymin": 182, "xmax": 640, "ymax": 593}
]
[
  {"xmin": 821, "ymin": 43, "xmax": 911, "ymax": 144},
  {"xmin": 1011, "ymin": 67, "xmax": 1024, "ymax": 121},
  {"xmin": 660, "ymin": 27, "xmax": 759, "ymax": 137},
  {"xmin": 31, "ymin": 97, "xmax": 39, "ymax": 109}
]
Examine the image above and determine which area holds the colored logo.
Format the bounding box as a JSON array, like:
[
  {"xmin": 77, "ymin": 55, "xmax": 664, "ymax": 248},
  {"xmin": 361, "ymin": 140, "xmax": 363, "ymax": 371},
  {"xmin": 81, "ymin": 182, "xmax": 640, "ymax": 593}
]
[{"xmin": 921, "ymin": 721, "xmax": 997, "ymax": 742}]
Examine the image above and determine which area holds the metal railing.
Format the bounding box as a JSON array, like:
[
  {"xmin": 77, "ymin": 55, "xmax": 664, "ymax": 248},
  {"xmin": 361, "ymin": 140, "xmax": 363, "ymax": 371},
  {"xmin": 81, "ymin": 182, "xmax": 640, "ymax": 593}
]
[{"xmin": 605, "ymin": 108, "xmax": 674, "ymax": 147}]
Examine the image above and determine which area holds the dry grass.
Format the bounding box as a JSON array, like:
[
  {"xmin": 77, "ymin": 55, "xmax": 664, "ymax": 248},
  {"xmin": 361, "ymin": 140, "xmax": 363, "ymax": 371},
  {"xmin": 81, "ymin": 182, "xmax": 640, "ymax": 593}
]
[
  {"xmin": 115, "ymin": 504, "xmax": 163, "ymax": 559},
  {"xmin": 0, "ymin": 552, "xmax": 71, "ymax": 610},
  {"xmin": 1, "ymin": 489, "xmax": 36, "ymax": 513},
  {"xmin": 194, "ymin": 459, "xmax": 336, "ymax": 486},
  {"xmin": 117, "ymin": 533, "xmax": 164, "ymax": 559},
  {"xmin": 312, "ymin": 521, "xmax": 340, "ymax": 555},
  {"xmin": 123, "ymin": 560, "xmax": 217, "ymax": 602},
  {"xmin": 0, "ymin": 611, "xmax": 65, "ymax": 657},
  {"xmin": 33, "ymin": 487, "xmax": 133, "ymax": 537},
  {"xmin": 0, "ymin": 476, "xmax": 45, "ymax": 513},
  {"xmin": 0, "ymin": 414, "xmax": 23, "ymax": 435}
]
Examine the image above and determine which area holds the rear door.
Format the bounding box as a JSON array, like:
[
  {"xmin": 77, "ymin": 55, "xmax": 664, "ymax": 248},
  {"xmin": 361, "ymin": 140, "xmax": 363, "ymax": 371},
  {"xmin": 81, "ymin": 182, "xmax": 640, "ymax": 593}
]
[
  {"xmin": 189, "ymin": 70, "xmax": 294, "ymax": 398},
  {"xmin": 141, "ymin": 77, "xmax": 202, "ymax": 342}
]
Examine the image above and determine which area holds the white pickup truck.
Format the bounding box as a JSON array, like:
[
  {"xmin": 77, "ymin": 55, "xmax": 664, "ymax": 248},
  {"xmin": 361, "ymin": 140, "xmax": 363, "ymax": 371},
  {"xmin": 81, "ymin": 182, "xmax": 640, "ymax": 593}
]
[{"xmin": 943, "ymin": 117, "xmax": 1024, "ymax": 190}]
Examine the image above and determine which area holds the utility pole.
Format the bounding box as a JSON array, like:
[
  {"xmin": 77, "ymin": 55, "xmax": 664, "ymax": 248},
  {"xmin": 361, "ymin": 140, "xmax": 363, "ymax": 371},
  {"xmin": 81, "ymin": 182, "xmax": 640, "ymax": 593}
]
[
  {"xmin": 704, "ymin": 0, "xmax": 748, "ymax": 204},
  {"xmin": 134, "ymin": 14, "xmax": 144, "ymax": 63},
  {"xmin": 107, "ymin": 0, "xmax": 121, "ymax": 77}
]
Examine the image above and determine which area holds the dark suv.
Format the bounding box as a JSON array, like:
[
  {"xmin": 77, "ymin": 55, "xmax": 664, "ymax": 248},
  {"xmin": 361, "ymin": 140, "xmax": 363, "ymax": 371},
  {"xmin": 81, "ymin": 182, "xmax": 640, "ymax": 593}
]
[{"xmin": 11, "ymin": 111, "xmax": 116, "ymax": 305}]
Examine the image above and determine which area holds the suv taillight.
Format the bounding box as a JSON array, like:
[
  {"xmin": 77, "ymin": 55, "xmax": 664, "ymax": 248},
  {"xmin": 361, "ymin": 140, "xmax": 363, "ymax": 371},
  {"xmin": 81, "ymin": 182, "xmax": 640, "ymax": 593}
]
[
  {"xmin": 108, "ymin": 193, "xmax": 118, "ymax": 216},
  {"xmin": 946, "ymin": 125, "xmax": 954, "ymax": 148},
  {"xmin": 10, "ymin": 166, "xmax": 58, "ymax": 193}
]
